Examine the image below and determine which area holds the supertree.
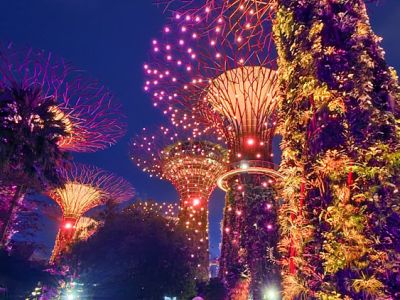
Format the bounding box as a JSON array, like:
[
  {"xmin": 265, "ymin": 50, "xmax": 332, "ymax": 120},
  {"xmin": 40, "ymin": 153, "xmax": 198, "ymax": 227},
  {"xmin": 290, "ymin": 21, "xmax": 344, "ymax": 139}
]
[
  {"xmin": 47, "ymin": 163, "xmax": 134, "ymax": 263},
  {"xmin": 0, "ymin": 43, "xmax": 127, "ymax": 246},
  {"xmin": 273, "ymin": 1, "xmax": 400, "ymax": 299},
  {"xmin": 142, "ymin": 5, "xmax": 282, "ymax": 296},
  {"xmin": 130, "ymin": 126, "xmax": 228, "ymax": 281}
]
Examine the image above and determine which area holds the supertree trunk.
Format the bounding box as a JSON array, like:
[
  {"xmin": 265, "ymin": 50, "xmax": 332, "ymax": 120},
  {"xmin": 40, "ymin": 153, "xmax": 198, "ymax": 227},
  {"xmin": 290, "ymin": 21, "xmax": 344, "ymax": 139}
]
[
  {"xmin": 178, "ymin": 192, "xmax": 211, "ymax": 281},
  {"xmin": 219, "ymin": 175, "xmax": 280, "ymax": 300},
  {"xmin": 50, "ymin": 217, "xmax": 79, "ymax": 263},
  {"xmin": 274, "ymin": 0, "xmax": 400, "ymax": 298}
]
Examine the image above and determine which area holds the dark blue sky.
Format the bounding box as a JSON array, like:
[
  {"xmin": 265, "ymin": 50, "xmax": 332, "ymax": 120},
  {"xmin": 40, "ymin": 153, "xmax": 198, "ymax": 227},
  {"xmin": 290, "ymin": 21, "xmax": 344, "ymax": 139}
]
[{"xmin": 0, "ymin": 0, "xmax": 399, "ymax": 259}]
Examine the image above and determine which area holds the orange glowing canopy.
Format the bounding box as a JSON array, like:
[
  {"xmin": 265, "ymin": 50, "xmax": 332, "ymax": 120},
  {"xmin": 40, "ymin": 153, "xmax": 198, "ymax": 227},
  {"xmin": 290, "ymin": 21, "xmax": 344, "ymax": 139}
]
[
  {"xmin": 206, "ymin": 66, "xmax": 278, "ymax": 136},
  {"xmin": 48, "ymin": 163, "xmax": 134, "ymax": 219}
]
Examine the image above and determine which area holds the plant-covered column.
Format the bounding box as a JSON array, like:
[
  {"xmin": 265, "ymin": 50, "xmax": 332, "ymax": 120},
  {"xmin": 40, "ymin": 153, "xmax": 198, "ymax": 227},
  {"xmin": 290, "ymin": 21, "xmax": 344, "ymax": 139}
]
[
  {"xmin": 219, "ymin": 175, "xmax": 280, "ymax": 300},
  {"xmin": 274, "ymin": 0, "xmax": 400, "ymax": 298}
]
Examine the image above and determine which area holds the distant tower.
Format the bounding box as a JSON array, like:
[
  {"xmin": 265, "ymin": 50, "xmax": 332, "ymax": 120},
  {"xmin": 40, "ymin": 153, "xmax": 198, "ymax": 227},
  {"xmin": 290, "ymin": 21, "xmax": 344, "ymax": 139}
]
[
  {"xmin": 143, "ymin": 6, "xmax": 281, "ymax": 298},
  {"xmin": 130, "ymin": 127, "xmax": 227, "ymax": 280},
  {"xmin": 48, "ymin": 163, "xmax": 134, "ymax": 263}
]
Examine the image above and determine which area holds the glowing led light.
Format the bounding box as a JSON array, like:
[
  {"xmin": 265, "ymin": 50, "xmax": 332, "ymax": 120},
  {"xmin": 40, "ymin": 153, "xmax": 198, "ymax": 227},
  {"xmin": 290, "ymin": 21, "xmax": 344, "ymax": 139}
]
[
  {"xmin": 240, "ymin": 161, "xmax": 249, "ymax": 170},
  {"xmin": 263, "ymin": 286, "xmax": 280, "ymax": 300},
  {"xmin": 247, "ymin": 138, "xmax": 255, "ymax": 146}
]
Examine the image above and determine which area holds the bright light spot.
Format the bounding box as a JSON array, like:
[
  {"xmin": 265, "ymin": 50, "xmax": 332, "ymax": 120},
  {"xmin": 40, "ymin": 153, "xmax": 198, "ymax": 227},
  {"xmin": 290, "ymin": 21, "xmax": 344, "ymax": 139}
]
[
  {"xmin": 193, "ymin": 198, "xmax": 200, "ymax": 206},
  {"xmin": 66, "ymin": 293, "xmax": 75, "ymax": 300},
  {"xmin": 263, "ymin": 286, "xmax": 279, "ymax": 300},
  {"xmin": 64, "ymin": 222, "xmax": 73, "ymax": 229},
  {"xmin": 247, "ymin": 138, "xmax": 255, "ymax": 146},
  {"xmin": 240, "ymin": 162, "xmax": 249, "ymax": 170}
]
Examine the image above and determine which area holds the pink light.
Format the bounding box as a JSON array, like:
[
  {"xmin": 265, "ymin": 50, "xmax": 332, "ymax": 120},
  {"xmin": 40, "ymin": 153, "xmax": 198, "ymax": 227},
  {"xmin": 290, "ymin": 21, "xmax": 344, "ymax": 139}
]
[
  {"xmin": 164, "ymin": 27, "xmax": 170, "ymax": 33},
  {"xmin": 64, "ymin": 222, "xmax": 73, "ymax": 229},
  {"xmin": 266, "ymin": 203, "xmax": 272, "ymax": 209},
  {"xmin": 247, "ymin": 138, "xmax": 255, "ymax": 146},
  {"xmin": 193, "ymin": 198, "xmax": 200, "ymax": 206},
  {"xmin": 267, "ymin": 224, "xmax": 273, "ymax": 230}
]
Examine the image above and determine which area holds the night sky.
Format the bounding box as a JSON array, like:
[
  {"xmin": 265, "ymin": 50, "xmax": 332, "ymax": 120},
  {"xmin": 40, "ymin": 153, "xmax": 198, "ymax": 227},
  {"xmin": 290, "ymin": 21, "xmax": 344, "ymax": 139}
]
[{"xmin": 0, "ymin": 0, "xmax": 399, "ymax": 259}]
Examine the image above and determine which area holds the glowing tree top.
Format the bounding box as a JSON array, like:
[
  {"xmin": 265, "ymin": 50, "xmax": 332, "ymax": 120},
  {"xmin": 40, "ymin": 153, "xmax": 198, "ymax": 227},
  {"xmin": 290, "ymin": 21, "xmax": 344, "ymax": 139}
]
[
  {"xmin": 131, "ymin": 126, "xmax": 228, "ymax": 206},
  {"xmin": 130, "ymin": 126, "xmax": 227, "ymax": 279},
  {"xmin": 48, "ymin": 163, "xmax": 134, "ymax": 263},
  {"xmin": 48, "ymin": 163, "xmax": 135, "ymax": 219},
  {"xmin": 143, "ymin": 5, "xmax": 279, "ymax": 170},
  {"xmin": 0, "ymin": 43, "xmax": 127, "ymax": 153}
]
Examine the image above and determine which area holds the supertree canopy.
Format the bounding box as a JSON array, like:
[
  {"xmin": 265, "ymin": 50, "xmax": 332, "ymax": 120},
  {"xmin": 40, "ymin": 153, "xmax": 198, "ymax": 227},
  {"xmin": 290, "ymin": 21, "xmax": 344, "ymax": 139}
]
[
  {"xmin": 0, "ymin": 43, "xmax": 127, "ymax": 248},
  {"xmin": 0, "ymin": 43, "xmax": 127, "ymax": 153},
  {"xmin": 48, "ymin": 163, "xmax": 134, "ymax": 263},
  {"xmin": 156, "ymin": 0, "xmax": 275, "ymax": 54},
  {"xmin": 130, "ymin": 126, "xmax": 228, "ymax": 281},
  {"xmin": 143, "ymin": 6, "xmax": 281, "ymax": 298}
]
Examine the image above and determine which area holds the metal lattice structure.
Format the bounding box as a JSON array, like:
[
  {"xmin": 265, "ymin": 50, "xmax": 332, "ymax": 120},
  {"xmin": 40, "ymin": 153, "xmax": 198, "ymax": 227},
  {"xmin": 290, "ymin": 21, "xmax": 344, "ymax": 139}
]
[
  {"xmin": 156, "ymin": 0, "xmax": 276, "ymax": 54},
  {"xmin": 143, "ymin": 16, "xmax": 279, "ymax": 167},
  {"xmin": 48, "ymin": 163, "xmax": 134, "ymax": 263},
  {"xmin": 130, "ymin": 126, "xmax": 228, "ymax": 280},
  {"xmin": 143, "ymin": 8, "xmax": 281, "ymax": 297},
  {"xmin": 0, "ymin": 43, "xmax": 127, "ymax": 153}
]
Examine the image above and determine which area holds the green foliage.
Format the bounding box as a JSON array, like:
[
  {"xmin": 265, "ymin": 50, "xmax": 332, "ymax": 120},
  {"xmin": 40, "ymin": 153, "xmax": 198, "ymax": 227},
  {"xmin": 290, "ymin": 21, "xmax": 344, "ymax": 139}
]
[
  {"xmin": 0, "ymin": 87, "xmax": 69, "ymax": 190},
  {"xmin": 65, "ymin": 205, "xmax": 197, "ymax": 300}
]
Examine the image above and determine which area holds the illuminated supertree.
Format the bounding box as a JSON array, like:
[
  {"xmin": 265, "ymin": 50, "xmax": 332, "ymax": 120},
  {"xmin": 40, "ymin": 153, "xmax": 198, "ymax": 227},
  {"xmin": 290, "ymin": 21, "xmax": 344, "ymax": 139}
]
[
  {"xmin": 130, "ymin": 126, "xmax": 228, "ymax": 281},
  {"xmin": 0, "ymin": 44, "xmax": 127, "ymax": 153},
  {"xmin": 0, "ymin": 43, "xmax": 127, "ymax": 246},
  {"xmin": 143, "ymin": 7, "xmax": 281, "ymax": 298},
  {"xmin": 48, "ymin": 163, "xmax": 134, "ymax": 263}
]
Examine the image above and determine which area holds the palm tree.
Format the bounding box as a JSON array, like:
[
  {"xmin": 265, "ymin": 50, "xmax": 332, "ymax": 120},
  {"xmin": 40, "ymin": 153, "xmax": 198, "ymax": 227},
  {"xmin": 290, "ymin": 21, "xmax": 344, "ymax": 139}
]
[{"xmin": 0, "ymin": 87, "xmax": 70, "ymax": 247}]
